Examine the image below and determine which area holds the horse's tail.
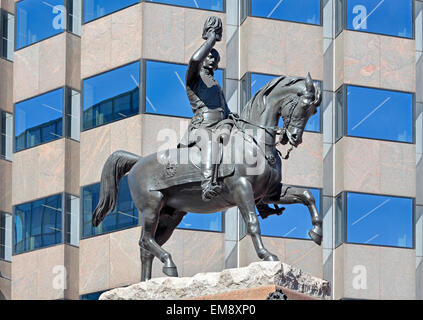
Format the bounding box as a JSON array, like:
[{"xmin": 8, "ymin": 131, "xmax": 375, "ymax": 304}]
[{"xmin": 92, "ymin": 150, "xmax": 141, "ymax": 227}]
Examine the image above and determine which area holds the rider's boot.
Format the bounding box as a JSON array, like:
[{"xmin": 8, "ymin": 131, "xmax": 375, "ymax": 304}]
[{"xmin": 201, "ymin": 141, "xmax": 222, "ymax": 201}]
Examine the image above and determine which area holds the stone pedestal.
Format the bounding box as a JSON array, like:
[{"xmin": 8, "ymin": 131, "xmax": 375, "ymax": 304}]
[{"xmin": 99, "ymin": 261, "xmax": 331, "ymax": 300}]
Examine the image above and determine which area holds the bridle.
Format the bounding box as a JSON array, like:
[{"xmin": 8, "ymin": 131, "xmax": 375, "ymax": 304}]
[{"xmin": 229, "ymin": 94, "xmax": 301, "ymax": 161}]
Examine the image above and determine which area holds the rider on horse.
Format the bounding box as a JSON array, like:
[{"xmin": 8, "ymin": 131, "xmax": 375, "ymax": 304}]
[{"xmin": 181, "ymin": 16, "xmax": 231, "ymax": 202}]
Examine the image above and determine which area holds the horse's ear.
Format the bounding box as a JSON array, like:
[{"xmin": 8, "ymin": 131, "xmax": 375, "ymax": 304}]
[{"xmin": 305, "ymin": 73, "xmax": 314, "ymax": 93}]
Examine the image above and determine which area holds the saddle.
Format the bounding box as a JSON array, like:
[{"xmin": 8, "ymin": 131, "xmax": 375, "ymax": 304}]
[{"xmin": 150, "ymin": 141, "xmax": 236, "ymax": 191}]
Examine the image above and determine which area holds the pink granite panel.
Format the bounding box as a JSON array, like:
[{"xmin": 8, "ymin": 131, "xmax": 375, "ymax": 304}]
[
  {"xmin": 380, "ymin": 36, "xmax": 415, "ymax": 92},
  {"xmin": 143, "ymin": 3, "xmax": 185, "ymax": 63},
  {"xmin": 182, "ymin": 229, "xmax": 225, "ymax": 277},
  {"xmin": 343, "ymin": 31, "xmax": 380, "ymax": 88},
  {"xmin": 79, "ymin": 234, "xmax": 110, "ymax": 294},
  {"xmin": 280, "ymin": 132, "xmax": 323, "ymax": 189},
  {"xmin": 12, "ymin": 139, "xmax": 66, "ymax": 205},
  {"xmin": 109, "ymin": 227, "xmax": 142, "ymax": 288}
]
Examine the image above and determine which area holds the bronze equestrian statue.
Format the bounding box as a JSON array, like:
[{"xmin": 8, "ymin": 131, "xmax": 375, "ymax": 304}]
[{"xmin": 92, "ymin": 17, "xmax": 322, "ymax": 282}]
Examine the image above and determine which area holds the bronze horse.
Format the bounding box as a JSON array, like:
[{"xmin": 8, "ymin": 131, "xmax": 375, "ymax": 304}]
[{"xmin": 92, "ymin": 73, "xmax": 322, "ymax": 281}]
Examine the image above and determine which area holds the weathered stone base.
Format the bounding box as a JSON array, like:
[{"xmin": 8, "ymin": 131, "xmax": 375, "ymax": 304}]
[{"xmin": 99, "ymin": 261, "xmax": 331, "ymax": 300}]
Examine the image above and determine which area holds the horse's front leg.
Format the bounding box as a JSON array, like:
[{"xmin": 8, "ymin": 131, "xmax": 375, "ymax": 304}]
[
  {"xmin": 232, "ymin": 178, "xmax": 278, "ymax": 261},
  {"xmin": 263, "ymin": 185, "xmax": 322, "ymax": 245}
]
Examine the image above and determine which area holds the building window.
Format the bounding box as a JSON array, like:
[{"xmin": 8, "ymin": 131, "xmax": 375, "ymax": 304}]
[
  {"xmin": 13, "ymin": 193, "xmax": 79, "ymax": 254},
  {"xmin": 83, "ymin": 0, "xmax": 140, "ymax": 23},
  {"xmin": 82, "ymin": 61, "xmax": 140, "ymax": 131},
  {"xmin": 0, "ymin": 111, "xmax": 13, "ymax": 161},
  {"xmin": 146, "ymin": 0, "xmax": 224, "ymax": 11},
  {"xmin": 16, "ymin": 0, "xmax": 81, "ymax": 50},
  {"xmin": 15, "ymin": 87, "xmax": 80, "ymax": 152},
  {"xmin": 259, "ymin": 188, "xmax": 320, "ymax": 239},
  {"xmin": 1, "ymin": 10, "xmax": 14, "ymax": 60},
  {"xmin": 14, "ymin": 194, "xmax": 63, "ymax": 254},
  {"xmin": 146, "ymin": 60, "xmax": 224, "ymax": 118},
  {"xmin": 178, "ymin": 212, "xmax": 223, "ymax": 232},
  {"xmin": 80, "ymin": 290, "xmax": 106, "ymax": 300},
  {"xmin": 338, "ymin": 0, "xmax": 413, "ymax": 39},
  {"xmin": 245, "ymin": 72, "xmax": 321, "ymax": 133},
  {"xmin": 336, "ymin": 192, "xmax": 414, "ymax": 249},
  {"xmin": 81, "ymin": 176, "xmax": 138, "ymax": 239},
  {"xmin": 336, "ymin": 85, "xmax": 414, "ymax": 143},
  {"xmin": 0, "ymin": 212, "xmax": 12, "ymax": 261},
  {"xmin": 247, "ymin": 0, "xmax": 321, "ymax": 25},
  {"xmin": 65, "ymin": 194, "xmax": 80, "ymax": 247}
]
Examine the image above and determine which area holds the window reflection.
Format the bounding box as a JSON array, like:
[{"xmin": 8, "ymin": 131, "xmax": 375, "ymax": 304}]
[
  {"xmin": 0, "ymin": 212, "xmax": 12, "ymax": 261},
  {"xmin": 1, "ymin": 10, "xmax": 14, "ymax": 60},
  {"xmin": 83, "ymin": 62, "xmax": 140, "ymax": 131},
  {"xmin": 15, "ymin": 88, "xmax": 64, "ymax": 152},
  {"xmin": 338, "ymin": 192, "xmax": 414, "ymax": 248},
  {"xmin": 259, "ymin": 188, "xmax": 319, "ymax": 239},
  {"xmin": 1, "ymin": 111, "xmax": 13, "ymax": 160},
  {"xmin": 343, "ymin": 85, "xmax": 413, "ymax": 143},
  {"xmin": 251, "ymin": 0, "xmax": 321, "ymax": 25},
  {"xmin": 346, "ymin": 0, "xmax": 413, "ymax": 39},
  {"xmin": 82, "ymin": 176, "xmax": 138, "ymax": 238},
  {"xmin": 16, "ymin": 0, "xmax": 66, "ymax": 49},
  {"xmin": 178, "ymin": 212, "xmax": 223, "ymax": 232},
  {"xmin": 84, "ymin": 0, "xmax": 140, "ymax": 23},
  {"xmin": 15, "ymin": 88, "xmax": 80, "ymax": 152},
  {"xmin": 81, "ymin": 291, "xmax": 106, "ymax": 300},
  {"xmin": 250, "ymin": 73, "xmax": 321, "ymax": 132},
  {"xmin": 146, "ymin": 0, "xmax": 223, "ymax": 11},
  {"xmin": 145, "ymin": 60, "xmax": 223, "ymax": 118},
  {"xmin": 14, "ymin": 194, "xmax": 63, "ymax": 254}
]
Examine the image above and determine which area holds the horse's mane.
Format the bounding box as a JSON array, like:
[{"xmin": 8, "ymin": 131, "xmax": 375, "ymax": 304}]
[{"xmin": 241, "ymin": 75, "xmax": 304, "ymax": 120}]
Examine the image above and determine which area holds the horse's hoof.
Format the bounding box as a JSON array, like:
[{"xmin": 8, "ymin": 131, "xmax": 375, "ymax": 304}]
[
  {"xmin": 308, "ymin": 228, "xmax": 322, "ymax": 246},
  {"xmin": 163, "ymin": 266, "xmax": 179, "ymax": 277},
  {"xmin": 264, "ymin": 254, "xmax": 279, "ymax": 262}
]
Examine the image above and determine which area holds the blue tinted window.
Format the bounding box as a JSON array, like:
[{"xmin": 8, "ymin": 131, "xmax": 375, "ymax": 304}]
[
  {"xmin": 15, "ymin": 88, "xmax": 64, "ymax": 152},
  {"xmin": 346, "ymin": 85, "xmax": 413, "ymax": 143},
  {"xmin": 84, "ymin": 0, "xmax": 140, "ymax": 23},
  {"xmin": 146, "ymin": 0, "xmax": 223, "ymax": 11},
  {"xmin": 81, "ymin": 291, "xmax": 106, "ymax": 300},
  {"xmin": 1, "ymin": 10, "xmax": 14, "ymax": 60},
  {"xmin": 251, "ymin": 0, "xmax": 321, "ymax": 25},
  {"xmin": 259, "ymin": 188, "xmax": 319, "ymax": 239},
  {"xmin": 14, "ymin": 194, "xmax": 63, "ymax": 254},
  {"xmin": 83, "ymin": 62, "xmax": 140, "ymax": 130},
  {"xmin": 146, "ymin": 60, "xmax": 223, "ymax": 118},
  {"xmin": 251, "ymin": 73, "xmax": 321, "ymax": 132},
  {"xmin": 82, "ymin": 176, "xmax": 138, "ymax": 238},
  {"xmin": 1, "ymin": 111, "xmax": 13, "ymax": 160},
  {"xmin": 0, "ymin": 212, "xmax": 12, "ymax": 261},
  {"xmin": 178, "ymin": 212, "xmax": 223, "ymax": 232},
  {"xmin": 346, "ymin": 192, "xmax": 413, "ymax": 248},
  {"xmin": 346, "ymin": 0, "xmax": 413, "ymax": 38},
  {"xmin": 16, "ymin": 0, "xmax": 66, "ymax": 49}
]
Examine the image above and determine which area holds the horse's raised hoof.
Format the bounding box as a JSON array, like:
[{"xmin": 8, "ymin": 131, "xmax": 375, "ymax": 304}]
[
  {"xmin": 263, "ymin": 254, "xmax": 279, "ymax": 262},
  {"xmin": 308, "ymin": 227, "xmax": 322, "ymax": 246},
  {"xmin": 163, "ymin": 266, "xmax": 179, "ymax": 277}
]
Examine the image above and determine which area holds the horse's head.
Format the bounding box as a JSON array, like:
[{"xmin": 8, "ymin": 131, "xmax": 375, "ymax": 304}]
[{"xmin": 276, "ymin": 73, "xmax": 321, "ymax": 147}]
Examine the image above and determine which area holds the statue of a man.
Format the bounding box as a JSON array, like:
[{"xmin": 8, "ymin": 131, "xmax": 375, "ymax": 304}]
[{"xmin": 183, "ymin": 16, "xmax": 231, "ymax": 201}]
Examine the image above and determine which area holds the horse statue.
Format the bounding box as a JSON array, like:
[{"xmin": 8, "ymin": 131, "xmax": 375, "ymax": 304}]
[{"xmin": 91, "ymin": 73, "xmax": 322, "ymax": 281}]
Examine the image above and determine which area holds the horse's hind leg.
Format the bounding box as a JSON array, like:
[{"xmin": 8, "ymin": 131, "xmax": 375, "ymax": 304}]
[
  {"xmin": 140, "ymin": 249, "xmax": 154, "ymax": 282},
  {"xmin": 135, "ymin": 191, "xmax": 178, "ymax": 278},
  {"xmin": 140, "ymin": 209, "xmax": 186, "ymax": 281}
]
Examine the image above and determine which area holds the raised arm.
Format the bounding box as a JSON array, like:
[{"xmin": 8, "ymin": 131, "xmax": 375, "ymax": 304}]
[{"xmin": 186, "ymin": 16, "xmax": 222, "ymax": 87}]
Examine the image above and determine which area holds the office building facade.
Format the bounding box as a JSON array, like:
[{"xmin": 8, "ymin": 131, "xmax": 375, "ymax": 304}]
[{"xmin": 0, "ymin": 0, "xmax": 422, "ymax": 299}]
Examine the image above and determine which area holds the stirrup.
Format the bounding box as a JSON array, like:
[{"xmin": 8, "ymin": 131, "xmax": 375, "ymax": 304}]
[{"xmin": 202, "ymin": 184, "xmax": 222, "ymax": 201}]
